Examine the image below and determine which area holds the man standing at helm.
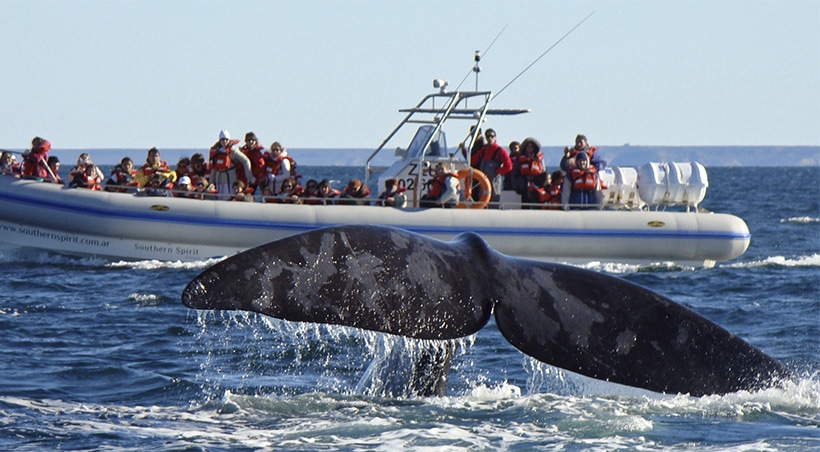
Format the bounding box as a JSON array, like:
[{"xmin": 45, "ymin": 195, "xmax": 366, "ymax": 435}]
[{"xmin": 209, "ymin": 130, "xmax": 253, "ymax": 200}]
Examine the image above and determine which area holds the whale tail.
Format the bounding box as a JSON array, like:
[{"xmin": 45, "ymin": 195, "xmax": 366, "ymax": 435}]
[{"xmin": 182, "ymin": 225, "xmax": 790, "ymax": 396}]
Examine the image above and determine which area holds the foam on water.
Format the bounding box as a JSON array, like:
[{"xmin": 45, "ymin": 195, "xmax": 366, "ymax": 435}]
[{"xmin": 722, "ymin": 253, "xmax": 820, "ymax": 269}]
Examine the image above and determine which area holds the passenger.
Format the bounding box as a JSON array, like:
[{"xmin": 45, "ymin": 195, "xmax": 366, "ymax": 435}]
[
  {"xmin": 545, "ymin": 170, "xmax": 565, "ymax": 209},
  {"xmin": 503, "ymin": 140, "xmax": 521, "ymax": 191},
  {"xmin": 338, "ymin": 179, "xmax": 371, "ymax": 206},
  {"xmin": 316, "ymin": 179, "xmax": 341, "ymax": 205},
  {"xmin": 187, "ymin": 153, "xmax": 210, "ymax": 187},
  {"xmin": 377, "ymin": 178, "xmax": 407, "ymax": 208},
  {"xmin": 568, "ymin": 152, "xmax": 599, "ymax": 208},
  {"xmin": 175, "ymin": 157, "xmax": 191, "ymax": 179},
  {"xmin": 105, "ymin": 157, "xmax": 139, "ymax": 192},
  {"xmin": 300, "ymin": 179, "xmax": 320, "ymax": 205},
  {"xmin": 469, "ymin": 128, "xmax": 513, "ymax": 208},
  {"xmin": 175, "ymin": 176, "xmax": 193, "ymax": 198},
  {"xmin": 69, "ymin": 163, "xmax": 103, "ymax": 190},
  {"xmin": 68, "ymin": 153, "xmax": 104, "ymax": 183},
  {"xmin": 458, "ymin": 126, "xmax": 485, "ymax": 160},
  {"xmin": 420, "ymin": 162, "xmax": 460, "ymax": 208},
  {"xmin": 192, "ymin": 179, "xmax": 216, "ymax": 200},
  {"xmin": 514, "ymin": 137, "xmax": 545, "ymax": 207},
  {"xmin": 275, "ymin": 177, "xmax": 303, "ymax": 204},
  {"xmin": 240, "ymin": 132, "xmax": 267, "ymax": 193},
  {"xmin": 46, "ymin": 156, "xmax": 62, "ymax": 184},
  {"xmin": 21, "ymin": 137, "xmax": 52, "ymax": 179},
  {"xmin": 560, "ymin": 134, "xmax": 605, "ymax": 172},
  {"xmin": 135, "ymin": 147, "xmax": 177, "ymax": 188},
  {"xmin": 209, "ymin": 130, "xmax": 253, "ymax": 200},
  {"xmin": 264, "ymin": 141, "xmax": 298, "ymax": 195},
  {"xmin": 260, "ymin": 186, "xmax": 275, "ymax": 203},
  {"xmin": 229, "ymin": 180, "xmax": 253, "ymax": 202},
  {"xmin": 526, "ymin": 171, "xmax": 551, "ymax": 206},
  {"xmin": 1, "ymin": 151, "xmax": 21, "ymax": 176}
]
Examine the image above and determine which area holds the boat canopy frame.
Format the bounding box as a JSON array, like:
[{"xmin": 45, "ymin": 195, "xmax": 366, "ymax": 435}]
[{"xmin": 364, "ymin": 89, "xmax": 529, "ymax": 197}]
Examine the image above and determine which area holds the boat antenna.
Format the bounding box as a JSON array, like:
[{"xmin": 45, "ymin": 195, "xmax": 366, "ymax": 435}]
[
  {"xmin": 453, "ymin": 24, "xmax": 508, "ymax": 92},
  {"xmin": 494, "ymin": 11, "xmax": 595, "ymax": 99}
]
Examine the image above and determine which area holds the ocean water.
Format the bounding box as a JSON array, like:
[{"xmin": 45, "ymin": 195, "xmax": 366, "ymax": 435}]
[{"xmin": 0, "ymin": 166, "xmax": 818, "ymax": 451}]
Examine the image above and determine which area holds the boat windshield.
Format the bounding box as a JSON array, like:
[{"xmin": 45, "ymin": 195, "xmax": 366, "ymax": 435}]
[{"xmin": 406, "ymin": 125, "xmax": 448, "ymax": 159}]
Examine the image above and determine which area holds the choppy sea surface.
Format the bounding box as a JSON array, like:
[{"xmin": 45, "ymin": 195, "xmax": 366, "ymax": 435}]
[{"xmin": 1, "ymin": 166, "xmax": 818, "ymax": 451}]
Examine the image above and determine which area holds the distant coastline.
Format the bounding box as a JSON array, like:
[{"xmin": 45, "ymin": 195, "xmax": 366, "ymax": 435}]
[{"xmin": 34, "ymin": 145, "xmax": 820, "ymax": 167}]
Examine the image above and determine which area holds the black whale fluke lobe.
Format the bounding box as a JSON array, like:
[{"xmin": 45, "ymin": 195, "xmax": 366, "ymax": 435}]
[{"xmin": 182, "ymin": 225, "xmax": 790, "ymax": 397}]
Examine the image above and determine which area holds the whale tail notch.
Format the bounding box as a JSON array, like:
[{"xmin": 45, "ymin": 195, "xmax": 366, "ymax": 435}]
[{"xmin": 182, "ymin": 225, "xmax": 789, "ymax": 396}]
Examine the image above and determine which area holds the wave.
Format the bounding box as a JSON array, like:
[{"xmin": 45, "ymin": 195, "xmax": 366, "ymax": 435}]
[
  {"xmin": 781, "ymin": 217, "xmax": 820, "ymax": 224},
  {"xmin": 722, "ymin": 253, "xmax": 820, "ymax": 269},
  {"xmin": 107, "ymin": 257, "xmax": 224, "ymax": 270}
]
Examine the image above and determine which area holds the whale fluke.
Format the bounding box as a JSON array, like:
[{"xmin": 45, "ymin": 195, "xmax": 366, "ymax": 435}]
[{"xmin": 182, "ymin": 225, "xmax": 789, "ymax": 396}]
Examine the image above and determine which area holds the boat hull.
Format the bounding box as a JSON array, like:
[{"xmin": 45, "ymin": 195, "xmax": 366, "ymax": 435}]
[{"xmin": 0, "ymin": 177, "xmax": 750, "ymax": 266}]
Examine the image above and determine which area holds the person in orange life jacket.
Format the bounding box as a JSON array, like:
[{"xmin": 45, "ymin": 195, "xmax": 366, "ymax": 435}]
[
  {"xmin": 240, "ymin": 132, "xmax": 267, "ymax": 192},
  {"xmin": 68, "ymin": 153, "xmax": 105, "ymax": 183},
  {"xmin": 560, "ymin": 134, "xmax": 605, "ymax": 172},
  {"xmin": 209, "ymin": 130, "xmax": 253, "ymax": 200},
  {"xmin": 175, "ymin": 156, "xmax": 191, "ymax": 179},
  {"xmin": 337, "ymin": 178, "xmax": 371, "ymax": 206},
  {"xmin": 264, "ymin": 141, "xmax": 298, "ymax": 195},
  {"xmin": 135, "ymin": 147, "xmax": 177, "ymax": 187},
  {"xmin": 420, "ymin": 162, "xmax": 460, "ymax": 208},
  {"xmin": 275, "ymin": 177, "xmax": 303, "ymax": 204},
  {"xmin": 377, "ymin": 178, "xmax": 407, "ymax": 208},
  {"xmin": 470, "ymin": 128, "xmax": 513, "ymax": 208},
  {"xmin": 187, "ymin": 153, "xmax": 210, "ymax": 187},
  {"xmin": 1, "ymin": 151, "xmax": 21, "ymax": 176},
  {"xmin": 511, "ymin": 137, "xmax": 545, "ymax": 206},
  {"xmin": 229, "ymin": 180, "xmax": 253, "ymax": 202},
  {"xmin": 316, "ymin": 179, "xmax": 341, "ymax": 205},
  {"xmin": 568, "ymin": 152, "xmax": 599, "ymax": 208},
  {"xmin": 69, "ymin": 163, "xmax": 103, "ymax": 190},
  {"xmin": 47, "ymin": 156, "xmax": 62, "ymax": 184},
  {"xmin": 105, "ymin": 157, "xmax": 139, "ymax": 193},
  {"xmin": 21, "ymin": 136, "xmax": 51, "ymax": 179},
  {"xmin": 175, "ymin": 176, "xmax": 194, "ymax": 198},
  {"xmin": 192, "ymin": 178, "xmax": 216, "ymax": 200},
  {"xmin": 300, "ymin": 179, "xmax": 320, "ymax": 205}
]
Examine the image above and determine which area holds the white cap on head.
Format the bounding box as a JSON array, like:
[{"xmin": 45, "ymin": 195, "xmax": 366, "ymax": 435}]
[
  {"xmin": 219, "ymin": 130, "xmax": 231, "ymax": 140},
  {"xmin": 178, "ymin": 176, "xmax": 192, "ymax": 185}
]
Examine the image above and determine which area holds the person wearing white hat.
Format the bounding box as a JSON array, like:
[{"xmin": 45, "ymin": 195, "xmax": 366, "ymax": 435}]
[{"xmin": 208, "ymin": 130, "xmax": 253, "ymax": 200}]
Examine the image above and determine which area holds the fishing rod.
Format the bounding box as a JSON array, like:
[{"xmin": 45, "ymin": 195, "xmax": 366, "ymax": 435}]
[{"xmin": 494, "ymin": 11, "xmax": 595, "ymax": 99}]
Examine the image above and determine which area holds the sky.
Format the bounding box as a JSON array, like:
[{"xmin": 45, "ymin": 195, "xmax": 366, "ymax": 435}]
[{"xmin": 1, "ymin": 0, "xmax": 818, "ymax": 154}]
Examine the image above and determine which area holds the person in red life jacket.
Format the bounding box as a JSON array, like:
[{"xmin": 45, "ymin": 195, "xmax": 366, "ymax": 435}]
[
  {"xmin": 568, "ymin": 152, "xmax": 599, "ymax": 208},
  {"xmin": 1, "ymin": 151, "xmax": 22, "ymax": 176},
  {"xmin": 469, "ymin": 128, "xmax": 512, "ymax": 208},
  {"xmin": 337, "ymin": 178, "xmax": 371, "ymax": 206},
  {"xmin": 175, "ymin": 156, "xmax": 191, "ymax": 179},
  {"xmin": 228, "ymin": 180, "xmax": 253, "ymax": 202},
  {"xmin": 503, "ymin": 140, "xmax": 521, "ymax": 191},
  {"xmin": 209, "ymin": 130, "xmax": 253, "ymax": 200},
  {"xmin": 544, "ymin": 170, "xmax": 565, "ymax": 209},
  {"xmin": 104, "ymin": 157, "xmax": 139, "ymax": 193},
  {"xmin": 275, "ymin": 177, "xmax": 303, "ymax": 204},
  {"xmin": 512, "ymin": 137, "xmax": 545, "ymax": 207},
  {"xmin": 377, "ymin": 178, "xmax": 407, "ymax": 208},
  {"xmin": 68, "ymin": 153, "xmax": 104, "ymax": 183},
  {"xmin": 420, "ymin": 162, "xmax": 460, "ymax": 208},
  {"xmin": 175, "ymin": 176, "xmax": 194, "ymax": 198},
  {"xmin": 560, "ymin": 134, "xmax": 606, "ymax": 172},
  {"xmin": 316, "ymin": 179, "xmax": 341, "ymax": 205},
  {"xmin": 135, "ymin": 147, "xmax": 177, "ymax": 188},
  {"xmin": 239, "ymin": 132, "xmax": 267, "ymax": 192},
  {"xmin": 263, "ymin": 141, "xmax": 299, "ymax": 195},
  {"xmin": 21, "ymin": 136, "xmax": 52, "ymax": 179},
  {"xmin": 299, "ymin": 179, "xmax": 320, "ymax": 205},
  {"xmin": 46, "ymin": 156, "xmax": 62, "ymax": 184},
  {"xmin": 69, "ymin": 163, "xmax": 103, "ymax": 190},
  {"xmin": 185, "ymin": 153, "xmax": 210, "ymax": 187},
  {"xmin": 192, "ymin": 178, "xmax": 216, "ymax": 200}
]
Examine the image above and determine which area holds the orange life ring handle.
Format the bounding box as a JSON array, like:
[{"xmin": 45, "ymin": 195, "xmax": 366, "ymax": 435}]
[{"xmin": 456, "ymin": 168, "xmax": 492, "ymax": 209}]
